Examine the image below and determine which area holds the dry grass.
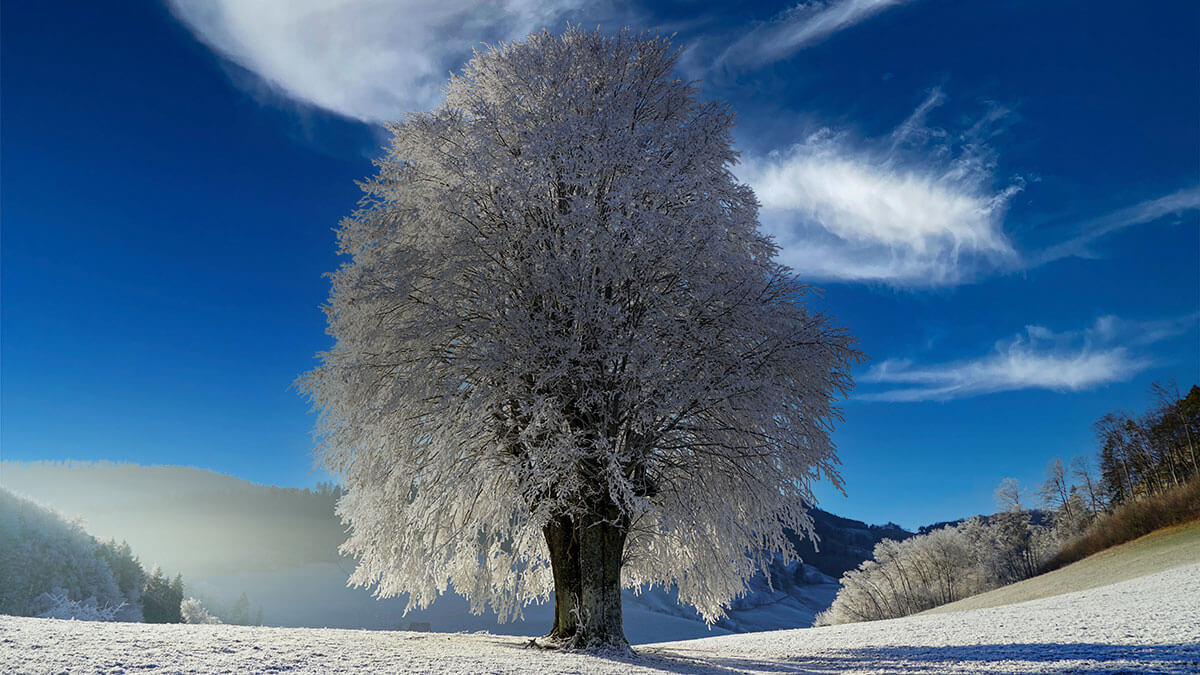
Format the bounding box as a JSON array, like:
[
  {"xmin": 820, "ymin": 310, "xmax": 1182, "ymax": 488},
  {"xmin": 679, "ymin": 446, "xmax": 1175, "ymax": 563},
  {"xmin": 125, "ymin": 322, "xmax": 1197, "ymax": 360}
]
[{"xmin": 1045, "ymin": 477, "xmax": 1200, "ymax": 572}]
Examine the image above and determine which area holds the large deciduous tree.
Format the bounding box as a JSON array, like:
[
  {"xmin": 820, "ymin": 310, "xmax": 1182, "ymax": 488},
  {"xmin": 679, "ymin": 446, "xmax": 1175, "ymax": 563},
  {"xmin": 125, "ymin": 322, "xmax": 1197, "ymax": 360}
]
[{"xmin": 301, "ymin": 28, "xmax": 861, "ymax": 649}]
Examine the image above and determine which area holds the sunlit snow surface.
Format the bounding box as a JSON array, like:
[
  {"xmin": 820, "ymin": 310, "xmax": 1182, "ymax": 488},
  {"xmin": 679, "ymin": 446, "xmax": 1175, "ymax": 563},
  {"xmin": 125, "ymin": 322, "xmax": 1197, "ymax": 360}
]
[{"xmin": 4, "ymin": 563, "xmax": 1198, "ymax": 674}]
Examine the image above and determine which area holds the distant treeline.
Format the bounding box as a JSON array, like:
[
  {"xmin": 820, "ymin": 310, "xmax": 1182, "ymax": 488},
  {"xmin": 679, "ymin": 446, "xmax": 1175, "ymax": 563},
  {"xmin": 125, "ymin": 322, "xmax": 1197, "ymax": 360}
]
[{"xmin": 1095, "ymin": 382, "xmax": 1199, "ymax": 505}]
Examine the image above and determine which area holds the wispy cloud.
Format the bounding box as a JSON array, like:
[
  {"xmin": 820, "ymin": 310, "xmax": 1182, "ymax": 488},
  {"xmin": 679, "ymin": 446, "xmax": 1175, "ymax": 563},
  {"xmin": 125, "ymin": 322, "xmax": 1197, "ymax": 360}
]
[
  {"xmin": 169, "ymin": 0, "xmax": 911, "ymax": 121},
  {"xmin": 858, "ymin": 314, "xmax": 1197, "ymax": 402},
  {"xmin": 168, "ymin": 2, "xmax": 1193, "ymax": 288},
  {"xmin": 166, "ymin": 0, "xmax": 588, "ymax": 122},
  {"xmin": 1031, "ymin": 187, "xmax": 1200, "ymax": 266},
  {"xmin": 738, "ymin": 89, "xmax": 1023, "ymax": 286},
  {"xmin": 718, "ymin": 0, "xmax": 912, "ymax": 69},
  {"xmin": 739, "ymin": 84, "xmax": 1197, "ymax": 287}
]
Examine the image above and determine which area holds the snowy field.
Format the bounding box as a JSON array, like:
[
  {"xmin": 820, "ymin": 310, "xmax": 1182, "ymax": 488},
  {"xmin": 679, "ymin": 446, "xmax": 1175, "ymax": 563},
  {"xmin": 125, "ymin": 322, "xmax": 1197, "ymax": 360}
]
[{"xmin": 3, "ymin": 562, "xmax": 1198, "ymax": 674}]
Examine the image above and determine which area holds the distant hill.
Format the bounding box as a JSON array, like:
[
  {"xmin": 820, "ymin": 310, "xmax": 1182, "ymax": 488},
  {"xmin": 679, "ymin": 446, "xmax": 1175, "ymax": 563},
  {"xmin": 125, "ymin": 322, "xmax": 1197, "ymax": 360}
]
[
  {"xmin": 793, "ymin": 508, "xmax": 913, "ymax": 580},
  {"xmin": 0, "ymin": 461, "xmax": 344, "ymax": 573},
  {"xmin": 0, "ymin": 460, "xmax": 912, "ymax": 638}
]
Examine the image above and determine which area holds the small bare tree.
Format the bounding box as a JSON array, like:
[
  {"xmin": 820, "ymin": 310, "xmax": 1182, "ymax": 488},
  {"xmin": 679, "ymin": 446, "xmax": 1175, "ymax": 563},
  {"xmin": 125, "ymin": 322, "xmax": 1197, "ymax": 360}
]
[
  {"xmin": 1038, "ymin": 458, "xmax": 1073, "ymax": 518},
  {"xmin": 1070, "ymin": 455, "xmax": 1105, "ymax": 515}
]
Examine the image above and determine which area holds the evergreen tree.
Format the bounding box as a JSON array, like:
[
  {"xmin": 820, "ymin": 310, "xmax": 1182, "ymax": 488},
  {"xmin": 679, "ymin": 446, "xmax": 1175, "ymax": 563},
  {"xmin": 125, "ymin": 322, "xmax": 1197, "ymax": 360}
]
[
  {"xmin": 167, "ymin": 573, "xmax": 184, "ymax": 622},
  {"xmin": 96, "ymin": 539, "xmax": 146, "ymax": 621},
  {"xmin": 141, "ymin": 567, "xmax": 171, "ymax": 623},
  {"xmin": 142, "ymin": 568, "xmax": 184, "ymax": 623},
  {"xmin": 230, "ymin": 592, "xmax": 251, "ymax": 625}
]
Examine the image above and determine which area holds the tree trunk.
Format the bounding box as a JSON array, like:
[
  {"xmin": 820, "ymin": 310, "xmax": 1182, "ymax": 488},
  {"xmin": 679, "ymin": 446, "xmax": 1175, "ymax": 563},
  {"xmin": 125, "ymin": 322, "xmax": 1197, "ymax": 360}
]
[
  {"xmin": 542, "ymin": 515, "xmax": 581, "ymax": 641},
  {"xmin": 572, "ymin": 502, "xmax": 629, "ymax": 650},
  {"xmin": 541, "ymin": 503, "xmax": 629, "ymax": 650}
]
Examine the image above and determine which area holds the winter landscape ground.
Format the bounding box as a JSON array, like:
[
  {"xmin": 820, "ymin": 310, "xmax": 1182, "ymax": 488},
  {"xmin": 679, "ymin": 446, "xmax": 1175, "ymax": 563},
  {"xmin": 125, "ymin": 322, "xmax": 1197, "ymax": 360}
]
[{"xmin": 4, "ymin": 558, "xmax": 1197, "ymax": 674}]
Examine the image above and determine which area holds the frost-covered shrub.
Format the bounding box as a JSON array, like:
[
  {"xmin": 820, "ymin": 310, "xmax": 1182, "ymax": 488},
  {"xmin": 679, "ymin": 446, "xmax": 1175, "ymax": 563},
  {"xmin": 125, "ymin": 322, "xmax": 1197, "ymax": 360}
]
[
  {"xmin": 32, "ymin": 588, "xmax": 125, "ymax": 621},
  {"xmin": 181, "ymin": 597, "xmax": 221, "ymax": 624},
  {"xmin": 817, "ymin": 510, "xmax": 1061, "ymax": 626},
  {"xmin": 0, "ymin": 488, "xmax": 129, "ymax": 619}
]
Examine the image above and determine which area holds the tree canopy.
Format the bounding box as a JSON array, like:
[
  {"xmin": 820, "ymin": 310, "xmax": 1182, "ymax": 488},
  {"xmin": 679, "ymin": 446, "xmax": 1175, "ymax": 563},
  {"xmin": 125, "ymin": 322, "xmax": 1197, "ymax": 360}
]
[{"xmin": 301, "ymin": 28, "xmax": 861, "ymax": 648}]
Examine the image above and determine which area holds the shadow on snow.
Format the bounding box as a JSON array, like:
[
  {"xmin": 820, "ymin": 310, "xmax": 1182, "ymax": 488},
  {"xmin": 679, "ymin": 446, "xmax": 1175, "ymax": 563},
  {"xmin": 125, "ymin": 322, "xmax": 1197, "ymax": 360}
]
[{"xmin": 608, "ymin": 642, "xmax": 1200, "ymax": 674}]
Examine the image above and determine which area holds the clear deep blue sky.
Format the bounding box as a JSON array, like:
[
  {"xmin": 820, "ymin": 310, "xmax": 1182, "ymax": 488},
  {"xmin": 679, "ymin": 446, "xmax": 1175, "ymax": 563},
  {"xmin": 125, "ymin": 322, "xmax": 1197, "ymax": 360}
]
[{"xmin": 3, "ymin": 1, "xmax": 1197, "ymax": 529}]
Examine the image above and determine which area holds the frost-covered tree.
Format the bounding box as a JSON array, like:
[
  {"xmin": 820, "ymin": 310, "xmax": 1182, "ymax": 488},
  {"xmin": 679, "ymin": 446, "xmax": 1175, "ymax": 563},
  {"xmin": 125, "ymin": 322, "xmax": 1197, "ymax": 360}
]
[
  {"xmin": 1039, "ymin": 459, "xmax": 1094, "ymax": 546},
  {"xmin": 180, "ymin": 597, "xmax": 222, "ymax": 624},
  {"xmin": 990, "ymin": 478, "xmax": 1041, "ymax": 583},
  {"xmin": 816, "ymin": 525, "xmax": 979, "ymax": 625},
  {"xmin": 0, "ymin": 488, "xmax": 129, "ymax": 620},
  {"xmin": 301, "ymin": 28, "xmax": 860, "ymax": 649},
  {"xmin": 1070, "ymin": 455, "xmax": 1105, "ymax": 516},
  {"xmin": 1038, "ymin": 458, "xmax": 1072, "ymax": 517}
]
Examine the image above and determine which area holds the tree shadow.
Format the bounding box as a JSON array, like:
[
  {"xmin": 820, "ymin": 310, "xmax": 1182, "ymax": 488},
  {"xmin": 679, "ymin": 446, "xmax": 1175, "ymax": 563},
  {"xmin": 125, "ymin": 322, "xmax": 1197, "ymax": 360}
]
[{"xmin": 593, "ymin": 642, "xmax": 1200, "ymax": 674}]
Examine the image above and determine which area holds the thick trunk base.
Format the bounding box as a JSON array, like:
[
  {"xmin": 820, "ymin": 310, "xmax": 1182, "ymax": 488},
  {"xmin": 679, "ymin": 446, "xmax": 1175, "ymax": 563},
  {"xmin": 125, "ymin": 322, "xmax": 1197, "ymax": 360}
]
[
  {"xmin": 542, "ymin": 505, "xmax": 629, "ymax": 650},
  {"xmin": 542, "ymin": 515, "xmax": 580, "ymax": 641}
]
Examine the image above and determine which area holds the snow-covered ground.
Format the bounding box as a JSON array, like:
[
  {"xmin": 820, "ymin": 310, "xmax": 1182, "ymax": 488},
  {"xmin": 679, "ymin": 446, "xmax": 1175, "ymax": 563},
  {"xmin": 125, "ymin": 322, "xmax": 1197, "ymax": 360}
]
[{"xmin": 4, "ymin": 562, "xmax": 1198, "ymax": 674}]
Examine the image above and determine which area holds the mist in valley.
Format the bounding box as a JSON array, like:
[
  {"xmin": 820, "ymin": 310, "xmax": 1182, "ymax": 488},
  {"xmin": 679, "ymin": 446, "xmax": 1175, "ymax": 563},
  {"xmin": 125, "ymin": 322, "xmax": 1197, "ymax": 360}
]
[{"xmin": 3, "ymin": 460, "xmax": 823, "ymax": 640}]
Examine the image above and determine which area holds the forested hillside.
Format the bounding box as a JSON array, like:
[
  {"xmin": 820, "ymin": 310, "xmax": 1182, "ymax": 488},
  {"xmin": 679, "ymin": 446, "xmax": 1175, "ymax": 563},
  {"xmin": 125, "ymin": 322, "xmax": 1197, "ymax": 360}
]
[
  {"xmin": 0, "ymin": 488, "xmax": 145, "ymax": 621},
  {"xmin": 0, "ymin": 461, "xmax": 344, "ymax": 573},
  {"xmin": 794, "ymin": 509, "xmax": 913, "ymax": 580}
]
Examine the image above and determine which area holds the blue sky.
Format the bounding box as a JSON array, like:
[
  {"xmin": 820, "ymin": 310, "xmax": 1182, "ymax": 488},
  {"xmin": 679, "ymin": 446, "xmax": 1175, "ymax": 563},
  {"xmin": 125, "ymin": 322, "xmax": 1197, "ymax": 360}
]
[{"xmin": 2, "ymin": 0, "xmax": 1197, "ymax": 530}]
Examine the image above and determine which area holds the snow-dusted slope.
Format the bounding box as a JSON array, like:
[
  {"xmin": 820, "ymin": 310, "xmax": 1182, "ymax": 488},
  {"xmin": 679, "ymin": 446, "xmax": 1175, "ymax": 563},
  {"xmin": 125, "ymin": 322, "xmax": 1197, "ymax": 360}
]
[
  {"xmin": 5, "ymin": 561, "xmax": 1197, "ymax": 674},
  {"xmin": 921, "ymin": 519, "xmax": 1200, "ymax": 616}
]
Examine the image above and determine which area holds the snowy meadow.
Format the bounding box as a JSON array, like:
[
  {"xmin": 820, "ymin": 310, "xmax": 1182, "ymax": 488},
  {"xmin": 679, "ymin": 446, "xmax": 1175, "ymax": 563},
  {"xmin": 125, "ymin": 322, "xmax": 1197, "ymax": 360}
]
[{"xmin": 4, "ymin": 561, "xmax": 1198, "ymax": 674}]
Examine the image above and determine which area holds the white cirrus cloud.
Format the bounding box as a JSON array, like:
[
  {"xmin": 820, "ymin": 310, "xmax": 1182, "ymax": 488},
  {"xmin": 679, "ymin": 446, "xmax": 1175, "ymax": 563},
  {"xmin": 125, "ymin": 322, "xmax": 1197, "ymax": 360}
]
[
  {"xmin": 166, "ymin": 0, "xmax": 589, "ymax": 123},
  {"xmin": 858, "ymin": 314, "xmax": 1197, "ymax": 402},
  {"xmin": 718, "ymin": 0, "xmax": 913, "ymax": 69},
  {"xmin": 737, "ymin": 89, "xmax": 1023, "ymax": 286},
  {"xmin": 1031, "ymin": 187, "xmax": 1200, "ymax": 266}
]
